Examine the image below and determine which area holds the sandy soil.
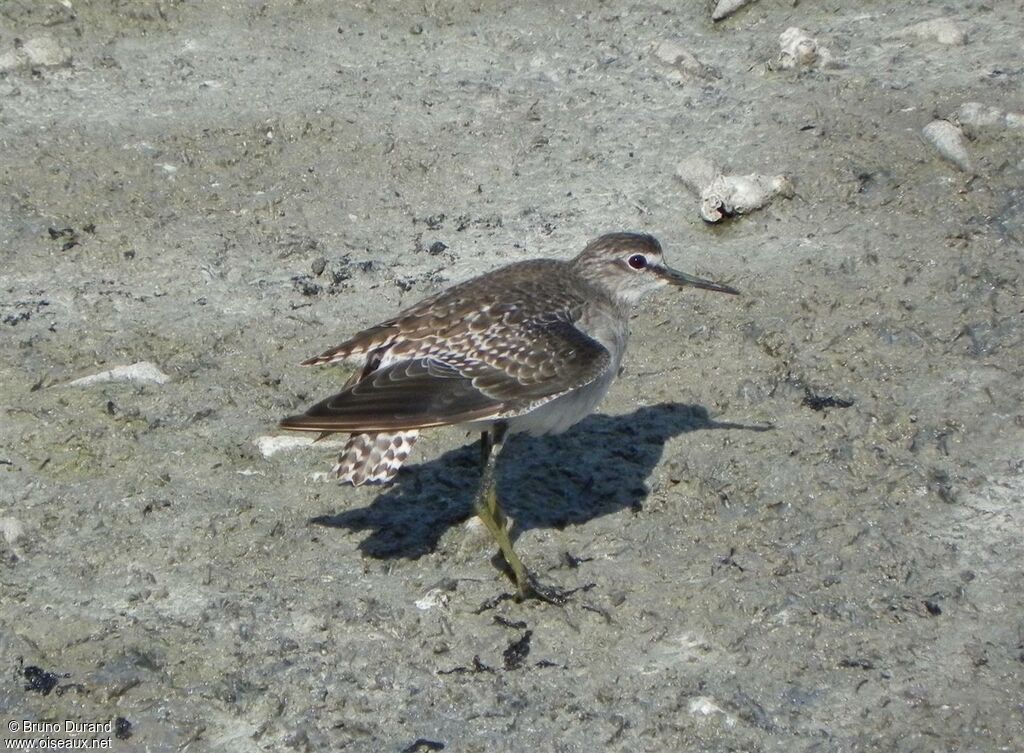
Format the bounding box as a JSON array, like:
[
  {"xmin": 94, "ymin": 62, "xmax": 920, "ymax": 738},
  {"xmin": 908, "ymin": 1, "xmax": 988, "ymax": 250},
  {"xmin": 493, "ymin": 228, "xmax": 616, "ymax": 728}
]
[{"xmin": 2, "ymin": 1, "xmax": 1022, "ymax": 751}]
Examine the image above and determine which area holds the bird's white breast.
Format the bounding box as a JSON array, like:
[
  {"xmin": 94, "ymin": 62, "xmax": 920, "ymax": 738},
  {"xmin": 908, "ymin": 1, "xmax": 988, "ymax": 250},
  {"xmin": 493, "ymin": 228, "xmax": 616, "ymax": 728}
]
[{"xmin": 507, "ymin": 300, "xmax": 630, "ymax": 437}]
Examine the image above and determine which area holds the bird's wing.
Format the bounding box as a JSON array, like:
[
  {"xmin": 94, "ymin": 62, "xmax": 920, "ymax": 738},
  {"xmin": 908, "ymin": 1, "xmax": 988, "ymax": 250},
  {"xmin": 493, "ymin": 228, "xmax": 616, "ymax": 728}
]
[
  {"xmin": 456, "ymin": 318, "xmax": 611, "ymax": 402},
  {"xmin": 279, "ymin": 319, "xmax": 611, "ymax": 433},
  {"xmin": 299, "ymin": 323, "xmax": 400, "ymax": 366}
]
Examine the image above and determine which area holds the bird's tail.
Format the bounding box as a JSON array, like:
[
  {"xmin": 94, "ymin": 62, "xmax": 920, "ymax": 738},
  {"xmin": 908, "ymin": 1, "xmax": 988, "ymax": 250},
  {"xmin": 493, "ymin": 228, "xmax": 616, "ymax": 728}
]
[{"xmin": 333, "ymin": 431, "xmax": 419, "ymax": 485}]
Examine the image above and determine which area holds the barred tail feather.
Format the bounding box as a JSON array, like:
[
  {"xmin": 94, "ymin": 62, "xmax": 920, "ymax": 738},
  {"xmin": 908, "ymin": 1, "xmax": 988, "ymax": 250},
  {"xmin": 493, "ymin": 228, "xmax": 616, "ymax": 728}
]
[{"xmin": 333, "ymin": 431, "xmax": 419, "ymax": 485}]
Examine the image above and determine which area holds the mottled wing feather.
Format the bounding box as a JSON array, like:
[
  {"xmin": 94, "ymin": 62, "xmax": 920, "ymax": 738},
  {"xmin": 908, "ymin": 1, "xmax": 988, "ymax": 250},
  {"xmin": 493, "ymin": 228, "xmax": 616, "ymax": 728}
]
[
  {"xmin": 455, "ymin": 319, "xmax": 611, "ymax": 402},
  {"xmin": 301, "ymin": 324, "xmax": 399, "ymax": 366},
  {"xmin": 280, "ymin": 358, "xmax": 503, "ymax": 432},
  {"xmin": 280, "ymin": 318, "xmax": 611, "ymax": 433}
]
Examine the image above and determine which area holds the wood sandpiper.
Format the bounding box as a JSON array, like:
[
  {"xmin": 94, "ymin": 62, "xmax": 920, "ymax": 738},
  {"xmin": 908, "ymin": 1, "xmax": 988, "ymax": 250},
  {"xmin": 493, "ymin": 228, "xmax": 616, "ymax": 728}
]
[{"xmin": 281, "ymin": 232, "xmax": 738, "ymax": 601}]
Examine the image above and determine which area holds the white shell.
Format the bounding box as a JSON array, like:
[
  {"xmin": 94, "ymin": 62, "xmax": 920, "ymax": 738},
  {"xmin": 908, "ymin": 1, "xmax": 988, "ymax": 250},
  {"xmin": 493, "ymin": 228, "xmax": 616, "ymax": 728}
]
[
  {"xmin": 712, "ymin": 0, "xmax": 756, "ymax": 22},
  {"xmin": 676, "ymin": 154, "xmax": 792, "ymax": 223},
  {"xmin": 922, "ymin": 119, "xmax": 973, "ymax": 173},
  {"xmin": 778, "ymin": 27, "xmax": 833, "ymax": 69},
  {"xmin": 699, "ymin": 174, "xmax": 794, "ymax": 223}
]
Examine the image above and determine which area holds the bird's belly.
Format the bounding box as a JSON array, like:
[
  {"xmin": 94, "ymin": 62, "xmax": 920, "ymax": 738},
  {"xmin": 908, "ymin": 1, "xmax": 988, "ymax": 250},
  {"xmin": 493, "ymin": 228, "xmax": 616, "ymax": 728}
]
[{"xmin": 506, "ymin": 366, "xmax": 616, "ymax": 437}]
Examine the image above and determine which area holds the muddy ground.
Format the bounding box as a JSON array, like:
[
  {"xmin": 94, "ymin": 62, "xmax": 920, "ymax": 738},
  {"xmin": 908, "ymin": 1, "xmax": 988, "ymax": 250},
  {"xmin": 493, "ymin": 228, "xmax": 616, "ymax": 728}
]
[{"xmin": 1, "ymin": 1, "xmax": 1022, "ymax": 751}]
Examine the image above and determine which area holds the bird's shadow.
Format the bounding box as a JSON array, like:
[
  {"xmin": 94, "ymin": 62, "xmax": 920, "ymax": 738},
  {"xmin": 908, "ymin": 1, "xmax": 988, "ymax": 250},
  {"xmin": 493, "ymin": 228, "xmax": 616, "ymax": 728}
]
[{"xmin": 310, "ymin": 402, "xmax": 770, "ymax": 560}]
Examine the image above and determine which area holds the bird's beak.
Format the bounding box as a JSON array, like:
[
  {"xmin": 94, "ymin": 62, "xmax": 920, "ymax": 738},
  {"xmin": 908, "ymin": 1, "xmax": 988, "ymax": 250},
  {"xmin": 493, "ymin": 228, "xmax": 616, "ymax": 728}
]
[{"xmin": 656, "ymin": 265, "xmax": 739, "ymax": 295}]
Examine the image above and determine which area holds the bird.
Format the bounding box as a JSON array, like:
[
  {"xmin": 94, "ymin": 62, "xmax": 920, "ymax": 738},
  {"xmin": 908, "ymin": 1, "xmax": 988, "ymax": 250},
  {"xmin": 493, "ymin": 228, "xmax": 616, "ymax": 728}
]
[{"xmin": 280, "ymin": 232, "xmax": 738, "ymax": 601}]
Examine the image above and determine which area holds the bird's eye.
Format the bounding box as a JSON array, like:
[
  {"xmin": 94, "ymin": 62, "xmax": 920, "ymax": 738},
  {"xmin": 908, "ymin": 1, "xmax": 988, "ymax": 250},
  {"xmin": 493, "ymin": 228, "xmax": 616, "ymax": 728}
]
[{"xmin": 627, "ymin": 254, "xmax": 647, "ymax": 270}]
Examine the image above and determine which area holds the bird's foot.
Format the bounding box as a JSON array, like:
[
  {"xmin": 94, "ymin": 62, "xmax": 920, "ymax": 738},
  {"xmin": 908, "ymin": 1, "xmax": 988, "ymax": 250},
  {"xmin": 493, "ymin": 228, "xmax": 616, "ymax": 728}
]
[
  {"xmin": 516, "ymin": 572, "xmax": 592, "ymax": 605},
  {"xmin": 474, "ymin": 573, "xmax": 593, "ymax": 612}
]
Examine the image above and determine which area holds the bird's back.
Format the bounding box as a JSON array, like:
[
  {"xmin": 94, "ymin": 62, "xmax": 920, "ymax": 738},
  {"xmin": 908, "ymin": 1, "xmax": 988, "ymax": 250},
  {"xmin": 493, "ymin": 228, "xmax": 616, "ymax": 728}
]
[
  {"xmin": 305, "ymin": 258, "xmax": 617, "ymax": 368},
  {"xmin": 389, "ymin": 258, "xmax": 601, "ymax": 338}
]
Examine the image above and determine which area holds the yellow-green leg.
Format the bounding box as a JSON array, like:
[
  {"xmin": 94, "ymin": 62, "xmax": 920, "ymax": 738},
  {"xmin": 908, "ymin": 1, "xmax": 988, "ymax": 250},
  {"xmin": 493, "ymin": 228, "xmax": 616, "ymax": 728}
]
[{"xmin": 474, "ymin": 425, "xmax": 571, "ymax": 604}]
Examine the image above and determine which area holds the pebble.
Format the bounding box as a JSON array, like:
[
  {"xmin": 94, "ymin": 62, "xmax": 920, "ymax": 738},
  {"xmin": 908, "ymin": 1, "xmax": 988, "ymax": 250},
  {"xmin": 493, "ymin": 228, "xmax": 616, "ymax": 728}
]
[
  {"xmin": 68, "ymin": 361, "xmax": 171, "ymax": 387},
  {"xmin": 778, "ymin": 27, "xmax": 833, "ymax": 70},
  {"xmin": 712, "ymin": 0, "xmax": 756, "ymax": 22},
  {"xmin": 653, "ymin": 40, "xmax": 717, "ymax": 83},
  {"xmin": 0, "ymin": 35, "xmax": 71, "ymax": 71},
  {"xmin": 255, "ymin": 434, "xmax": 346, "ymax": 459},
  {"xmin": 0, "ymin": 517, "xmax": 25, "ymax": 545},
  {"xmin": 921, "ymin": 119, "xmax": 973, "ymax": 173},
  {"xmin": 897, "ymin": 17, "xmax": 967, "ymax": 46},
  {"xmin": 955, "ymin": 102, "xmax": 1024, "ymax": 134}
]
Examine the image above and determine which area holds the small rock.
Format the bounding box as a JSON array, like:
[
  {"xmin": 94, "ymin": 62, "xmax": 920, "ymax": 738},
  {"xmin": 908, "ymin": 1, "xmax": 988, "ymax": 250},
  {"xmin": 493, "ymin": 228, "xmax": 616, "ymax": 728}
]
[
  {"xmin": 955, "ymin": 102, "xmax": 1024, "ymax": 135},
  {"xmin": 0, "ymin": 35, "xmax": 72, "ymax": 71},
  {"xmin": 899, "ymin": 17, "xmax": 967, "ymax": 46},
  {"xmin": 712, "ymin": 0, "xmax": 756, "ymax": 22},
  {"xmin": 677, "ymin": 154, "xmax": 793, "ymax": 223},
  {"xmin": 414, "ymin": 588, "xmax": 450, "ymax": 611},
  {"xmin": 688, "ymin": 695, "xmax": 738, "ymax": 726},
  {"xmin": 778, "ymin": 27, "xmax": 833, "ymax": 69},
  {"xmin": 254, "ymin": 434, "xmax": 346, "ymax": 459},
  {"xmin": 922, "ymin": 119, "xmax": 972, "ymax": 173},
  {"xmin": 68, "ymin": 361, "xmax": 171, "ymax": 387},
  {"xmin": 653, "ymin": 40, "xmax": 717, "ymax": 83},
  {"xmin": 22, "ymin": 36, "xmax": 71, "ymax": 66},
  {"xmin": 0, "ymin": 517, "xmax": 25, "ymax": 545},
  {"xmin": 700, "ymin": 173, "xmax": 794, "ymax": 222}
]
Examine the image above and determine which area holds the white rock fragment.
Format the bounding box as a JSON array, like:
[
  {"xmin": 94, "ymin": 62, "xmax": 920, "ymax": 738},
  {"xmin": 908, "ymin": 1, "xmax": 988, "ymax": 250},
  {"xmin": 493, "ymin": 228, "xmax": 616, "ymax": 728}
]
[
  {"xmin": 702, "ymin": 174, "xmax": 794, "ymax": 222},
  {"xmin": 0, "ymin": 517, "xmax": 25, "ymax": 545},
  {"xmin": 414, "ymin": 588, "xmax": 450, "ymax": 611},
  {"xmin": 0, "ymin": 35, "xmax": 72, "ymax": 71},
  {"xmin": 68, "ymin": 361, "xmax": 171, "ymax": 387},
  {"xmin": 955, "ymin": 102, "xmax": 1024, "ymax": 134},
  {"xmin": 899, "ymin": 17, "xmax": 967, "ymax": 46},
  {"xmin": 255, "ymin": 434, "xmax": 347, "ymax": 459},
  {"xmin": 676, "ymin": 155, "xmax": 794, "ymax": 223},
  {"xmin": 653, "ymin": 40, "xmax": 717, "ymax": 83},
  {"xmin": 688, "ymin": 696, "xmax": 738, "ymax": 726},
  {"xmin": 778, "ymin": 27, "xmax": 832, "ymax": 69},
  {"xmin": 922, "ymin": 119, "xmax": 973, "ymax": 173},
  {"xmin": 22, "ymin": 36, "xmax": 71, "ymax": 66},
  {"xmin": 712, "ymin": 0, "xmax": 756, "ymax": 22}
]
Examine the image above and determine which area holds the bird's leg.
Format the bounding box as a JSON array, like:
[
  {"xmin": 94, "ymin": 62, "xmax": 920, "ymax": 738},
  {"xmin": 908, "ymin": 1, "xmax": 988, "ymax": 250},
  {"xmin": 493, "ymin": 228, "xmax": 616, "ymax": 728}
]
[
  {"xmin": 473, "ymin": 425, "xmax": 572, "ymax": 605},
  {"xmin": 478, "ymin": 430, "xmax": 506, "ymax": 529},
  {"xmin": 473, "ymin": 424, "xmax": 528, "ymax": 594}
]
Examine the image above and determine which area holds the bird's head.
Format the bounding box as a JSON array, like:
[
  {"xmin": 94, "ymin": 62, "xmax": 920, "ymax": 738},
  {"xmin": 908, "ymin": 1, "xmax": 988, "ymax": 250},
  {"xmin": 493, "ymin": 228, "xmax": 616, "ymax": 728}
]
[{"xmin": 571, "ymin": 232, "xmax": 738, "ymax": 305}]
